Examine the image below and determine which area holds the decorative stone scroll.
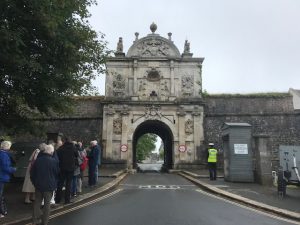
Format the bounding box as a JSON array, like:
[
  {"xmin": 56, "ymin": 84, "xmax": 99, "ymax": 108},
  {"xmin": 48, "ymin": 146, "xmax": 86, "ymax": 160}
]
[
  {"xmin": 120, "ymin": 105, "xmax": 129, "ymax": 115},
  {"xmin": 185, "ymin": 119, "xmax": 194, "ymax": 135},
  {"xmin": 105, "ymin": 105, "xmax": 115, "ymax": 116},
  {"xmin": 176, "ymin": 106, "xmax": 186, "ymax": 116},
  {"xmin": 113, "ymin": 118, "xmax": 122, "ymax": 134},
  {"xmin": 181, "ymin": 75, "xmax": 194, "ymax": 96},
  {"xmin": 113, "ymin": 73, "xmax": 125, "ymax": 97}
]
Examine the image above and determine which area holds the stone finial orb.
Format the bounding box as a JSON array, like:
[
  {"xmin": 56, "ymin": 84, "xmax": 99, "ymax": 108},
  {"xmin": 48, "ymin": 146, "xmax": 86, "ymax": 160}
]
[
  {"xmin": 135, "ymin": 32, "xmax": 139, "ymax": 40},
  {"xmin": 168, "ymin": 32, "xmax": 172, "ymax": 40},
  {"xmin": 150, "ymin": 22, "xmax": 157, "ymax": 33}
]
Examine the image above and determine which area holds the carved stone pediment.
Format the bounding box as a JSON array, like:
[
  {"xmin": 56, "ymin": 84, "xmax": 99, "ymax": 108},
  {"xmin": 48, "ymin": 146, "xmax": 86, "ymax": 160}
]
[{"xmin": 127, "ymin": 35, "xmax": 181, "ymax": 58}]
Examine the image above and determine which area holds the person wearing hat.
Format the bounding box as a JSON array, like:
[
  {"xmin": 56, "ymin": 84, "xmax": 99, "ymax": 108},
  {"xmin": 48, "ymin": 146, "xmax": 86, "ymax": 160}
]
[{"xmin": 207, "ymin": 143, "xmax": 218, "ymax": 180}]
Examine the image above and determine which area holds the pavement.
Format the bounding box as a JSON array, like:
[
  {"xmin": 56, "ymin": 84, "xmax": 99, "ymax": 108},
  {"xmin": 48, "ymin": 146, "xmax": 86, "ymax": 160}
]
[
  {"xmin": 179, "ymin": 169, "xmax": 300, "ymax": 221},
  {"xmin": 1, "ymin": 167, "xmax": 300, "ymax": 224}
]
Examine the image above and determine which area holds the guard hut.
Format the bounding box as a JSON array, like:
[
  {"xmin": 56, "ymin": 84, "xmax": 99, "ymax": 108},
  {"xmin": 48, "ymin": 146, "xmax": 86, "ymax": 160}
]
[{"xmin": 222, "ymin": 122, "xmax": 254, "ymax": 182}]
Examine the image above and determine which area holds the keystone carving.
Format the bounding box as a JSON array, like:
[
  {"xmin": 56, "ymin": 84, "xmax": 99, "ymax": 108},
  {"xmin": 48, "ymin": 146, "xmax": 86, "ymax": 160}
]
[{"xmin": 144, "ymin": 105, "xmax": 162, "ymax": 120}]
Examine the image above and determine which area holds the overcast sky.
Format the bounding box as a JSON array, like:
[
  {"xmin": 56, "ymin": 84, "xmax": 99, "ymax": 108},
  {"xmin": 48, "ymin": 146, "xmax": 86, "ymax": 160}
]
[{"xmin": 89, "ymin": 0, "xmax": 300, "ymax": 95}]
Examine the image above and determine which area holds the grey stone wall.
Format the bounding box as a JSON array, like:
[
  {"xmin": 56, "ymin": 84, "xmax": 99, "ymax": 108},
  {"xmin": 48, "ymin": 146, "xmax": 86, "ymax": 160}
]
[
  {"xmin": 203, "ymin": 94, "xmax": 300, "ymax": 172},
  {"xmin": 14, "ymin": 97, "xmax": 104, "ymax": 145},
  {"xmin": 45, "ymin": 97, "xmax": 104, "ymax": 145}
]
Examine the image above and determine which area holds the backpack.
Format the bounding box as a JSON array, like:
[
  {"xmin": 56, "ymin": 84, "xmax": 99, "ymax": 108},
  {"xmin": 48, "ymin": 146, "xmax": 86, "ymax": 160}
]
[{"xmin": 80, "ymin": 155, "xmax": 88, "ymax": 171}]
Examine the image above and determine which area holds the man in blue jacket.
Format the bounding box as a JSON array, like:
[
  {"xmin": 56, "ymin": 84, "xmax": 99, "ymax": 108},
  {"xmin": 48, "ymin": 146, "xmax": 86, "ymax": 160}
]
[
  {"xmin": 0, "ymin": 141, "xmax": 16, "ymax": 218},
  {"xmin": 88, "ymin": 140, "xmax": 100, "ymax": 187},
  {"xmin": 31, "ymin": 144, "xmax": 59, "ymax": 225}
]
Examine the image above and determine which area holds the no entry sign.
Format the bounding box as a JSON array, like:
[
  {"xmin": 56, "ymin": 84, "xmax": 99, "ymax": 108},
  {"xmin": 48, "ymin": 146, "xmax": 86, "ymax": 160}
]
[
  {"xmin": 178, "ymin": 145, "xmax": 186, "ymax": 152},
  {"xmin": 120, "ymin": 144, "xmax": 128, "ymax": 152}
]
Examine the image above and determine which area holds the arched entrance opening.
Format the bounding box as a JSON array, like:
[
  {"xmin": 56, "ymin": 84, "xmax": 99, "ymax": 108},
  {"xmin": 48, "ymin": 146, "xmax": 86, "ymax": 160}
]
[{"xmin": 133, "ymin": 120, "xmax": 173, "ymax": 171}]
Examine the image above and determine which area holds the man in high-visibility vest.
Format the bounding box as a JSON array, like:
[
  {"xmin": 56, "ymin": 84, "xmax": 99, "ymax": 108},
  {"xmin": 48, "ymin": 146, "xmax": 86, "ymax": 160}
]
[{"xmin": 207, "ymin": 143, "xmax": 218, "ymax": 180}]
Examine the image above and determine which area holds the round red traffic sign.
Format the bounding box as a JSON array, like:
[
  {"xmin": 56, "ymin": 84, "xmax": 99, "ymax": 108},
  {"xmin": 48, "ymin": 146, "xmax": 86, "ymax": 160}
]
[
  {"xmin": 120, "ymin": 144, "xmax": 128, "ymax": 152},
  {"xmin": 178, "ymin": 145, "xmax": 186, "ymax": 152}
]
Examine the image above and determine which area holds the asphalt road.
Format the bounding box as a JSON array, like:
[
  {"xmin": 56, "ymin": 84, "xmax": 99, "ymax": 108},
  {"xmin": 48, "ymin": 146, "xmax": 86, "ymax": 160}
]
[{"xmin": 49, "ymin": 173, "xmax": 297, "ymax": 225}]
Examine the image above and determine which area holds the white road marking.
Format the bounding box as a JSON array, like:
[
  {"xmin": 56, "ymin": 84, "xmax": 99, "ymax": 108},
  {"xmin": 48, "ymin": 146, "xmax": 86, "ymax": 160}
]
[
  {"xmin": 24, "ymin": 189, "xmax": 123, "ymax": 225},
  {"xmin": 120, "ymin": 184, "xmax": 196, "ymax": 190},
  {"xmin": 196, "ymin": 189, "xmax": 300, "ymax": 225}
]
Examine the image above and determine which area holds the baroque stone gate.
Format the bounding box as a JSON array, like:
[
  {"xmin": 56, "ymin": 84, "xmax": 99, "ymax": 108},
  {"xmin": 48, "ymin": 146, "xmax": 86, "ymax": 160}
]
[{"xmin": 102, "ymin": 24, "xmax": 205, "ymax": 169}]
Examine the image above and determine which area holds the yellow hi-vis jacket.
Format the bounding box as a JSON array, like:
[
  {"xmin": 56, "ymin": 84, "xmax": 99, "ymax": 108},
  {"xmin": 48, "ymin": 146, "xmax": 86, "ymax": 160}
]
[{"xmin": 208, "ymin": 148, "xmax": 218, "ymax": 163}]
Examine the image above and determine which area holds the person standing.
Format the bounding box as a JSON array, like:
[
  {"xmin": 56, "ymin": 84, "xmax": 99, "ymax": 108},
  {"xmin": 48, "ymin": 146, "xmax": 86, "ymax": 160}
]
[
  {"xmin": 22, "ymin": 143, "xmax": 46, "ymax": 204},
  {"xmin": 88, "ymin": 140, "xmax": 100, "ymax": 187},
  {"xmin": 55, "ymin": 137, "xmax": 78, "ymax": 204},
  {"xmin": 0, "ymin": 141, "xmax": 16, "ymax": 218},
  {"xmin": 207, "ymin": 143, "xmax": 218, "ymax": 181},
  {"xmin": 76, "ymin": 142, "xmax": 87, "ymax": 194},
  {"xmin": 30, "ymin": 144, "xmax": 59, "ymax": 225},
  {"xmin": 71, "ymin": 142, "xmax": 81, "ymax": 197}
]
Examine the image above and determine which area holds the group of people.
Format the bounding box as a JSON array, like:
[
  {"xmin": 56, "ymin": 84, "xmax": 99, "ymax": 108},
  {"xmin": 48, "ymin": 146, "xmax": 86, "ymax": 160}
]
[{"xmin": 0, "ymin": 138, "xmax": 101, "ymax": 225}]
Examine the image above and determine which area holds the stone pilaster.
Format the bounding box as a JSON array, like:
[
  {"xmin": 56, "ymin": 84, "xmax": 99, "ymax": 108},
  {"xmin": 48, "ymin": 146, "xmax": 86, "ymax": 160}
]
[
  {"xmin": 170, "ymin": 60, "xmax": 175, "ymax": 95},
  {"xmin": 133, "ymin": 59, "xmax": 138, "ymax": 94},
  {"xmin": 177, "ymin": 106, "xmax": 186, "ymax": 161},
  {"xmin": 121, "ymin": 107, "xmax": 129, "ymax": 160},
  {"xmin": 104, "ymin": 105, "xmax": 115, "ymax": 159},
  {"xmin": 193, "ymin": 107, "xmax": 204, "ymax": 161}
]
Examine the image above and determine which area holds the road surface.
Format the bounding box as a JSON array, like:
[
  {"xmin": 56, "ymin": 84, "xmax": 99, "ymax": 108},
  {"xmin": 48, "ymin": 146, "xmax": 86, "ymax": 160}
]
[{"xmin": 49, "ymin": 173, "xmax": 297, "ymax": 225}]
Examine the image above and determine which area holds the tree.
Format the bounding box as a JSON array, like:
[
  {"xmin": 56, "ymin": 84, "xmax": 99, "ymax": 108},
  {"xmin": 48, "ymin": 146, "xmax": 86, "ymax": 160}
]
[
  {"xmin": 0, "ymin": 0, "xmax": 109, "ymax": 134},
  {"xmin": 136, "ymin": 133, "xmax": 157, "ymax": 162}
]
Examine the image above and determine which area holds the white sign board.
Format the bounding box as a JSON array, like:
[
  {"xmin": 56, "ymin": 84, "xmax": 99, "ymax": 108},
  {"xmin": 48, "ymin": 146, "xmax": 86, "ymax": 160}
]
[{"xmin": 234, "ymin": 144, "xmax": 248, "ymax": 154}]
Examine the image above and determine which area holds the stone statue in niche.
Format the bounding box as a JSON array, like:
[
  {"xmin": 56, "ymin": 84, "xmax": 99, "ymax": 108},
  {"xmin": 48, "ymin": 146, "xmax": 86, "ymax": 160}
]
[
  {"xmin": 113, "ymin": 118, "xmax": 122, "ymax": 134},
  {"xmin": 137, "ymin": 39, "xmax": 169, "ymax": 57},
  {"xmin": 181, "ymin": 75, "xmax": 194, "ymax": 96},
  {"xmin": 116, "ymin": 37, "xmax": 123, "ymax": 53},
  {"xmin": 185, "ymin": 119, "xmax": 194, "ymax": 134},
  {"xmin": 113, "ymin": 73, "xmax": 125, "ymax": 96}
]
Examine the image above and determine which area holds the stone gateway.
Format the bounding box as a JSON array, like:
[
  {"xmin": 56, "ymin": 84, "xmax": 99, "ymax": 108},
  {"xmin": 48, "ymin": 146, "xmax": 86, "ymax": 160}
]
[{"xmin": 103, "ymin": 23, "xmax": 204, "ymax": 169}]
